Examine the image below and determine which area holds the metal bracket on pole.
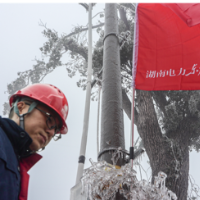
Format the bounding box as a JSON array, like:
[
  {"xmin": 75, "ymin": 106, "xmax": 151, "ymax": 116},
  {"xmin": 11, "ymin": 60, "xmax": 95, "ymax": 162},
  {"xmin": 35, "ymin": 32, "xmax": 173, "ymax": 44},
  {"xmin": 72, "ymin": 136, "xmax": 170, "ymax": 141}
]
[
  {"xmin": 78, "ymin": 155, "xmax": 86, "ymax": 164},
  {"xmin": 98, "ymin": 147, "xmax": 145, "ymax": 162},
  {"xmin": 103, "ymin": 32, "xmax": 119, "ymax": 44},
  {"xmin": 98, "ymin": 147, "xmax": 129, "ymax": 161}
]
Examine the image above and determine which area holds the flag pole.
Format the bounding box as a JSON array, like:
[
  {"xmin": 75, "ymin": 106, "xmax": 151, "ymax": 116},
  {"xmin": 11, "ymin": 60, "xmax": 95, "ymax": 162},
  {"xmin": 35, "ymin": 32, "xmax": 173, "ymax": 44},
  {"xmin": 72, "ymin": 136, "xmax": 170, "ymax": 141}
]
[
  {"xmin": 130, "ymin": 87, "xmax": 135, "ymax": 168},
  {"xmin": 75, "ymin": 3, "xmax": 93, "ymax": 185},
  {"xmin": 130, "ymin": 3, "xmax": 138, "ymax": 168},
  {"xmin": 97, "ymin": 85, "xmax": 101, "ymax": 156}
]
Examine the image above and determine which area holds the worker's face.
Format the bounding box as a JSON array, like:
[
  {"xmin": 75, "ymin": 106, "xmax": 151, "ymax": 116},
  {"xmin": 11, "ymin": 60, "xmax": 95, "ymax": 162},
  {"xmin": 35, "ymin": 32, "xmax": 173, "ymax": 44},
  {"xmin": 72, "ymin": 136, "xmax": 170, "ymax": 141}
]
[{"xmin": 17, "ymin": 102, "xmax": 61, "ymax": 151}]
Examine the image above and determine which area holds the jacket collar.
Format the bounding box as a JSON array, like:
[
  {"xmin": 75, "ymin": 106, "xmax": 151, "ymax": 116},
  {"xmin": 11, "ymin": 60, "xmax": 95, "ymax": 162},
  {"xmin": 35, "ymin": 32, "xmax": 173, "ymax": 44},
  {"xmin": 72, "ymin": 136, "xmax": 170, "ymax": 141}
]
[
  {"xmin": 20, "ymin": 153, "xmax": 42, "ymax": 171},
  {"xmin": 0, "ymin": 116, "xmax": 33, "ymax": 158}
]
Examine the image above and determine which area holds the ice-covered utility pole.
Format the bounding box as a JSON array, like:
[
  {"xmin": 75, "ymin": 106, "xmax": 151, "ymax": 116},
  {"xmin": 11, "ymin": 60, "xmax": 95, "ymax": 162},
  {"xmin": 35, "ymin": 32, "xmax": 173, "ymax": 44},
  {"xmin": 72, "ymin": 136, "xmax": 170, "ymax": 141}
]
[
  {"xmin": 99, "ymin": 4, "xmax": 126, "ymax": 199},
  {"xmin": 75, "ymin": 3, "xmax": 93, "ymax": 185}
]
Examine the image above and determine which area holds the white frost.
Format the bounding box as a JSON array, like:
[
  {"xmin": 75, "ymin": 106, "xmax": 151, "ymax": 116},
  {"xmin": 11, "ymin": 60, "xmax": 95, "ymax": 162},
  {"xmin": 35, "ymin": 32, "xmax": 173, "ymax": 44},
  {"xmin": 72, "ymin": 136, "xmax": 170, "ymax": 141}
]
[{"xmin": 81, "ymin": 159, "xmax": 177, "ymax": 200}]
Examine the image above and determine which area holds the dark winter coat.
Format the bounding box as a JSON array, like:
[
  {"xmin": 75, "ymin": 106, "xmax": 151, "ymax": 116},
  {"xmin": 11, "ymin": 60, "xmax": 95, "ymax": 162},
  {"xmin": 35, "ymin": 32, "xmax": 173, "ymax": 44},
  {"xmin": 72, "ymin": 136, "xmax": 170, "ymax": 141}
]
[{"xmin": 0, "ymin": 116, "xmax": 42, "ymax": 200}]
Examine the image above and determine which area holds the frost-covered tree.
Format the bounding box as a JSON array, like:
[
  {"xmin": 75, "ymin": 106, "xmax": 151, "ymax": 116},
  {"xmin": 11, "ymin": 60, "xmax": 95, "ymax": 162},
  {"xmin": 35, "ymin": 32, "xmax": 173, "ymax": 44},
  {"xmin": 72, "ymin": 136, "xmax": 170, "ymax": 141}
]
[{"xmin": 3, "ymin": 3, "xmax": 200, "ymax": 200}]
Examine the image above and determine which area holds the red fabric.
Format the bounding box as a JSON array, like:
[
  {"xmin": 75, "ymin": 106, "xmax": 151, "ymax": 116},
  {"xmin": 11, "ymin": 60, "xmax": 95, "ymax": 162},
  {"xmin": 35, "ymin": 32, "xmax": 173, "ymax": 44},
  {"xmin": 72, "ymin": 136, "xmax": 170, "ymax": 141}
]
[
  {"xmin": 134, "ymin": 3, "xmax": 200, "ymax": 90},
  {"xmin": 19, "ymin": 154, "xmax": 42, "ymax": 200},
  {"xmin": 162, "ymin": 3, "xmax": 200, "ymax": 27}
]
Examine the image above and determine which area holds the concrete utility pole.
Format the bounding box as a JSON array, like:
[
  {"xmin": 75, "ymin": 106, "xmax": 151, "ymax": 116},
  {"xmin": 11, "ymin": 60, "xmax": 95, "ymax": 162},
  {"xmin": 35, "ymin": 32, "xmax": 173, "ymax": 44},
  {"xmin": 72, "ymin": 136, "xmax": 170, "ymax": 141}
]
[
  {"xmin": 70, "ymin": 4, "xmax": 93, "ymax": 200},
  {"xmin": 75, "ymin": 3, "xmax": 93, "ymax": 185},
  {"xmin": 99, "ymin": 4, "xmax": 126, "ymax": 199}
]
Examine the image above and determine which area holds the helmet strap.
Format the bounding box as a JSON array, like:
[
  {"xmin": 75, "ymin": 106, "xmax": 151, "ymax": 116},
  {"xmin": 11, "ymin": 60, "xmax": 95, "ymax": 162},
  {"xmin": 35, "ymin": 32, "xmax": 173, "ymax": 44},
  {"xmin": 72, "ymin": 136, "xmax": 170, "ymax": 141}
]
[
  {"xmin": 37, "ymin": 147, "xmax": 45, "ymax": 152},
  {"xmin": 19, "ymin": 114, "xmax": 25, "ymax": 129}
]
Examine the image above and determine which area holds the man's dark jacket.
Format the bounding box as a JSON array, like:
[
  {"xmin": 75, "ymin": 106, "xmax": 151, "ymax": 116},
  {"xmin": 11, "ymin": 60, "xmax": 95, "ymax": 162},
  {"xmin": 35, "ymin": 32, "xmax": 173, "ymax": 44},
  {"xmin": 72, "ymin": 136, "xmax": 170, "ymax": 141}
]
[{"xmin": 0, "ymin": 116, "xmax": 33, "ymax": 200}]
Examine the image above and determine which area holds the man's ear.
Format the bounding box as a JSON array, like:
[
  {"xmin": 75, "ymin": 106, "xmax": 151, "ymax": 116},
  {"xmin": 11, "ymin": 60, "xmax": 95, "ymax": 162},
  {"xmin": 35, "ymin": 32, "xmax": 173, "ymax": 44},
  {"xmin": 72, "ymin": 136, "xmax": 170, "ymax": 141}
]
[{"xmin": 17, "ymin": 102, "xmax": 27, "ymax": 114}]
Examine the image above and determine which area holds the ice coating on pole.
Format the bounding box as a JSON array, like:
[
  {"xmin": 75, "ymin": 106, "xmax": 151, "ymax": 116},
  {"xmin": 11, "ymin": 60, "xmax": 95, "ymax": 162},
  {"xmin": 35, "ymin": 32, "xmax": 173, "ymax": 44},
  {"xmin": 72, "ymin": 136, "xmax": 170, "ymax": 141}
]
[{"xmin": 81, "ymin": 150, "xmax": 177, "ymax": 200}]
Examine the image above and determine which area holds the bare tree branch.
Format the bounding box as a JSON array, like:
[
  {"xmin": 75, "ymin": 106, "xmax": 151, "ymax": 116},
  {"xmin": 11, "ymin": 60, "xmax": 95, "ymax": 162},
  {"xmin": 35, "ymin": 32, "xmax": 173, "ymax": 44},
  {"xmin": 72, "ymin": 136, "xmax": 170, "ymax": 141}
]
[
  {"xmin": 122, "ymin": 88, "xmax": 131, "ymax": 120},
  {"xmin": 151, "ymin": 91, "xmax": 169, "ymax": 116},
  {"xmin": 79, "ymin": 3, "xmax": 89, "ymax": 11},
  {"xmin": 119, "ymin": 6, "xmax": 130, "ymax": 30},
  {"xmin": 64, "ymin": 23, "xmax": 104, "ymax": 39}
]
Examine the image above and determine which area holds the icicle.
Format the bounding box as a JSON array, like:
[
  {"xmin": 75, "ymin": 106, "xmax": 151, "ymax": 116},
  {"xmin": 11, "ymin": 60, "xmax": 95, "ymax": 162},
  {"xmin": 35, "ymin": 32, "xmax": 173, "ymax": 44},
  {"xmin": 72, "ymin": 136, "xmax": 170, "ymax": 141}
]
[
  {"xmin": 111, "ymin": 147, "xmax": 123, "ymax": 167},
  {"xmin": 81, "ymin": 159, "xmax": 177, "ymax": 200},
  {"xmin": 81, "ymin": 148, "xmax": 177, "ymax": 200}
]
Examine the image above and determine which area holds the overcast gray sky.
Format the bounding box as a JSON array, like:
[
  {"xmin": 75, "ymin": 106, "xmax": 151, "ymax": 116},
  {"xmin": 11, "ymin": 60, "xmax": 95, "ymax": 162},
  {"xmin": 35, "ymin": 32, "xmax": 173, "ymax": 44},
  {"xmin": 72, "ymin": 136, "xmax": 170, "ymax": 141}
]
[{"xmin": 0, "ymin": 3, "xmax": 200, "ymax": 200}]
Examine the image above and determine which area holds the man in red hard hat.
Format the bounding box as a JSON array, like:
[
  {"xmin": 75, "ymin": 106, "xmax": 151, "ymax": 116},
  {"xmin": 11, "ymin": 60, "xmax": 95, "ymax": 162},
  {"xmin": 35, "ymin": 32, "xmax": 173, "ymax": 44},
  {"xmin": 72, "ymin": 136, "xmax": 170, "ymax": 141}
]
[{"xmin": 0, "ymin": 83, "xmax": 69, "ymax": 200}]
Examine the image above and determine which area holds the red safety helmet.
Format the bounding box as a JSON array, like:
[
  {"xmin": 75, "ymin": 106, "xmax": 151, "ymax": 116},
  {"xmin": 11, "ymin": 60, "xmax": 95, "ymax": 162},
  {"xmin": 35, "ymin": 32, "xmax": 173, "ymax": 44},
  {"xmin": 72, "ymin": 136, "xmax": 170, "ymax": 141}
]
[{"xmin": 9, "ymin": 83, "xmax": 69, "ymax": 134}]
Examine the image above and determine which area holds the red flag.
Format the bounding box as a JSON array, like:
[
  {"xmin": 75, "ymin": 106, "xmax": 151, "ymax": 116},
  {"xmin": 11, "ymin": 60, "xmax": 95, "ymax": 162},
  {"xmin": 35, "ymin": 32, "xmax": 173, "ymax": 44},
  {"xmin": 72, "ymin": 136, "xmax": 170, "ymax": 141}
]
[
  {"xmin": 162, "ymin": 3, "xmax": 200, "ymax": 27},
  {"xmin": 133, "ymin": 3, "xmax": 200, "ymax": 90}
]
